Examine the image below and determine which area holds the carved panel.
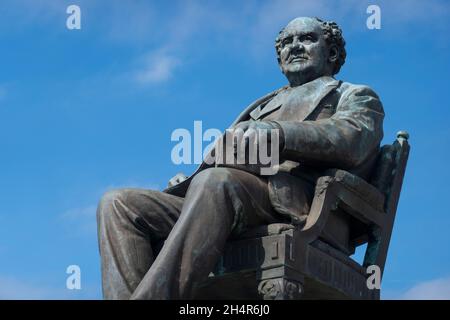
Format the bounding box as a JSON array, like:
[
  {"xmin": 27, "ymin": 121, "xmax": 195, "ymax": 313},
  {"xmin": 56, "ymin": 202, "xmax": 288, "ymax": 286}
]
[
  {"xmin": 258, "ymin": 278, "xmax": 303, "ymax": 300},
  {"xmin": 307, "ymin": 246, "xmax": 370, "ymax": 299}
]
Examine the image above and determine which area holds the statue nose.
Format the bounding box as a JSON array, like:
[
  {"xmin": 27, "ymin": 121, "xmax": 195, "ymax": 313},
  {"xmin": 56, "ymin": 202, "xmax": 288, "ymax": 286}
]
[
  {"xmin": 291, "ymin": 42, "xmax": 304, "ymax": 54},
  {"xmin": 291, "ymin": 38, "xmax": 304, "ymax": 51}
]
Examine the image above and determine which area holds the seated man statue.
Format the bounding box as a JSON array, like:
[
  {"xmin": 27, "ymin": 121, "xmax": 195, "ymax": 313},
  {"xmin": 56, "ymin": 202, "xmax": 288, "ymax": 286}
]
[{"xmin": 96, "ymin": 16, "xmax": 384, "ymax": 299}]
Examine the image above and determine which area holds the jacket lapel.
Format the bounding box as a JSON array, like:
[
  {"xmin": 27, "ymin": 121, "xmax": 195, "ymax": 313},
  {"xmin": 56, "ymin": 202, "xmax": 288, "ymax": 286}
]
[
  {"xmin": 230, "ymin": 86, "xmax": 288, "ymax": 127},
  {"xmin": 294, "ymin": 76, "xmax": 340, "ymax": 122},
  {"xmin": 252, "ymin": 76, "xmax": 340, "ymax": 121},
  {"xmin": 251, "ymin": 101, "xmax": 282, "ymax": 120},
  {"xmin": 249, "ymin": 105, "xmax": 262, "ymax": 120}
]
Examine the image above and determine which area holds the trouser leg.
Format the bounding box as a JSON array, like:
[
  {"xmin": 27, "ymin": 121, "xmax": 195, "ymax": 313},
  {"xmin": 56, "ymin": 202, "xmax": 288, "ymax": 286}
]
[
  {"xmin": 131, "ymin": 167, "xmax": 280, "ymax": 299},
  {"xmin": 97, "ymin": 188, "xmax": 184, "ymax": 299}
]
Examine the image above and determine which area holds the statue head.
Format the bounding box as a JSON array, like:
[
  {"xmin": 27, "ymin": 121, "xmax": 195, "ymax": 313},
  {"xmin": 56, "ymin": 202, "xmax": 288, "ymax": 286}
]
[{"xmin": 275, "ymin": 17, "xmax": 346, "ymax": 87}]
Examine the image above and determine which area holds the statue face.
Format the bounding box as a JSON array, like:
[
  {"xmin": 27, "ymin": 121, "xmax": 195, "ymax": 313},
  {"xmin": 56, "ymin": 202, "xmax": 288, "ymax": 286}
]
[{"xmin": 278, "ymin": 17, "xmax": 332, "ymax": 85}]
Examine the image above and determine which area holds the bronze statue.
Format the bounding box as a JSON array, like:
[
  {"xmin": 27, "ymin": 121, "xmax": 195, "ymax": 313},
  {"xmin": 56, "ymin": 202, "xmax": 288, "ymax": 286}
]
[{"xmin": 97, "ymin": 16, "xmax": 384, "ymax": 299}]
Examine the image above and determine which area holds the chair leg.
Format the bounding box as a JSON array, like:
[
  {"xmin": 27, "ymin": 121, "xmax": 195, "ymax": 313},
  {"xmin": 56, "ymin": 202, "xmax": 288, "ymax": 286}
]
[{"xmin": 257, "ymin": 277, "xmax": 303, "ymax": 300}]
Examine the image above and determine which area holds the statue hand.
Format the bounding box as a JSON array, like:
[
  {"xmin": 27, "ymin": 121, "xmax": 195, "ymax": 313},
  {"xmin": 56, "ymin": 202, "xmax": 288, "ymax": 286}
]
[
  {"xmin": 231, "ymin": 120, "xmax": 273, "ymax": 153},
  {"xmin": 240, "ymin": 121, "xmax": 282, "ymax": 153}
]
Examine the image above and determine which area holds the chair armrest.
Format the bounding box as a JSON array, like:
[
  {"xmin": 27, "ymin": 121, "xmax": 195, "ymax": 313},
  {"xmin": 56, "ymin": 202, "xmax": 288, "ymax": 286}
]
[
  {"xmin": 237, "ymin": 170, "xmax": 386, "ymax": 247},
  {"xmin": 322, "ymin": 169, "xmax": 386, "ymax": 231},
  {"xmin": 299, "ymin": 170, "xmax": 386, "ymax": 245},
  {"xmin": 325, "ymin": 169, "xmax": 385, "ymax": 212}
]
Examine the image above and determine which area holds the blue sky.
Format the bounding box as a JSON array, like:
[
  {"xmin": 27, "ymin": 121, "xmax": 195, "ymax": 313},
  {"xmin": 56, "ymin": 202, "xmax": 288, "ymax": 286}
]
[{"xmin": 0, "ymin": 0, "xmax": 449, "ymax": 299}]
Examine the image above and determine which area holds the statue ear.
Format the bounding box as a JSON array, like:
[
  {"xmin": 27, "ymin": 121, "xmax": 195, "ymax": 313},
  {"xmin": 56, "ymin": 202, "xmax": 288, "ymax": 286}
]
[{"xmin": 328, "ymin": 45, "xmax": 338, "ymax": 63}]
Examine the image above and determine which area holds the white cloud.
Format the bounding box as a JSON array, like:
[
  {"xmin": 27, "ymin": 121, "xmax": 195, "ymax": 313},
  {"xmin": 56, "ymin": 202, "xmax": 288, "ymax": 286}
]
[
  {"xmin": 130, "ymin": 1, "xmax": 241, "ymax": 85},
  {"xmin": 399, "ymin": 277, "xmax": 450, "ymax": 300},
  {"xmin": 129, "ymin": 1, "xmax": 219, "ymax": 85},
  {"xmin": 135, "ymin": 50, "xmax": 181, "ymax": 84},
  {"xmin": 60, "ymin": 205, "xmax": 97, "ymax": 236},
  {"xmin": 3, "ymin": 1, "xmax": 449, "ymax": 85}
]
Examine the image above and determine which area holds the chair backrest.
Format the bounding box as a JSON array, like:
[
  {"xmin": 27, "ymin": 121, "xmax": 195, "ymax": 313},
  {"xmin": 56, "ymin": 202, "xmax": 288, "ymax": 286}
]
[{"xmin": 363, "ymin": 131, "xmax": 410, "ymax": 278}]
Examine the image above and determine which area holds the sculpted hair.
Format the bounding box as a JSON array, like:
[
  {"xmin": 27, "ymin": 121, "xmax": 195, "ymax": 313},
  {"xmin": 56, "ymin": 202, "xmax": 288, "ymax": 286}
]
[{"xmin": 275, "ymin": 17, "xmax": 347, "ymax": 75}]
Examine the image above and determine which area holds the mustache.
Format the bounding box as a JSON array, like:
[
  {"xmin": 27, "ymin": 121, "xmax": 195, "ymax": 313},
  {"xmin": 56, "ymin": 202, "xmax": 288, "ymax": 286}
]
[{"xmin": 287, "ymin": 54, "xmax": 309, "ymax": 62}]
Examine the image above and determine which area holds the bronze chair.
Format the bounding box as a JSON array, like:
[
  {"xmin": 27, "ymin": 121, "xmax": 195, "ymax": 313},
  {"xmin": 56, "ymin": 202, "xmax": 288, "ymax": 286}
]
[{"xmin": 195, "ymin": 131, "xmax": 410, "ymax": 300}]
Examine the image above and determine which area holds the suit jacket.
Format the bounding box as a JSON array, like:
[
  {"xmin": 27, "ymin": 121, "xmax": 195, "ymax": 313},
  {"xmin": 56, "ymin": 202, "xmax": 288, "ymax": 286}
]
[{"xmin": 164, "ymin": 75, "xmax": 385, "ymax": 223}]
